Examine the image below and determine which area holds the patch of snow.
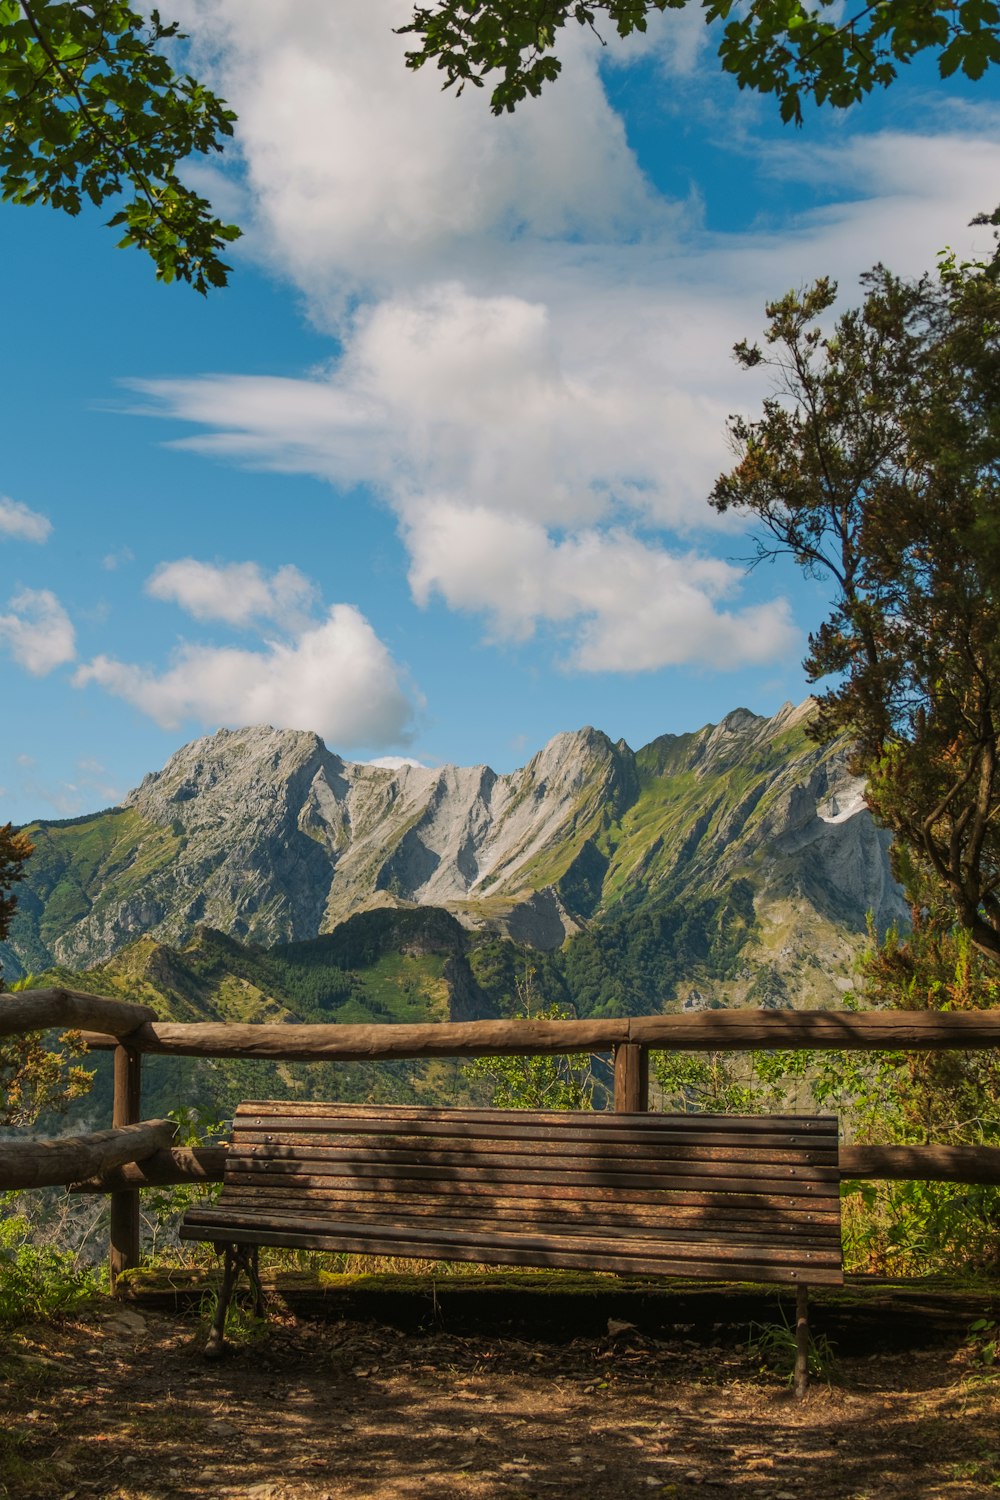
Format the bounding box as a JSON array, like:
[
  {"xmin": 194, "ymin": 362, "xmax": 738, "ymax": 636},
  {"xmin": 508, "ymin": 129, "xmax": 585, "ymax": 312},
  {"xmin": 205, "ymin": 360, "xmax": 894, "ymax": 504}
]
[{"xmin": 816, "ymin": 779, "xmax": 868, "ymax": 825}]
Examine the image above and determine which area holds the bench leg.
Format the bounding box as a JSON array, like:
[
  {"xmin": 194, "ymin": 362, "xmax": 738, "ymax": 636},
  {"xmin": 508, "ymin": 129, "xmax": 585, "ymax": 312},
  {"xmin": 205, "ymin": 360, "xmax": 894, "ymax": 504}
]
[
  {"xmin": 204, "ymin": 1243, "xmax": 240, "ymax": 1359},
  {"xmin": 204, "ymin": 1244, "xmax": 268, "ymax": 1358},
  {"xmin": 794, "ymin": 1283, "xmax": 810, "ymax": 1398},
  {"xmin": 246, "ymin": 1245, "xmax": 266, "ymax": 1319}
]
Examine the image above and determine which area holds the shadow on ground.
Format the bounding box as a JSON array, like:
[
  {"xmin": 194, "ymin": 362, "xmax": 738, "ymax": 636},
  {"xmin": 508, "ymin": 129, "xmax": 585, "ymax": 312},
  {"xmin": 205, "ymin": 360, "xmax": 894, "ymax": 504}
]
[{"xmin": 3, "ymin": 1277, "xmax": 1000, "ymax": 1499}]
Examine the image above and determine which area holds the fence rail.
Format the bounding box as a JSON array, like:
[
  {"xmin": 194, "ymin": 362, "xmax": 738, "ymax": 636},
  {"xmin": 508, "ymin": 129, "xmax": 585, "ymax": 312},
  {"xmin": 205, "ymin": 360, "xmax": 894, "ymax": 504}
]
[
  {"xmin": 76, "ymin": 1006, "xmax": 1000, "ymax": 1060},
  {"xmin": 6, "ymin": 987, "xmax": 1000, "ymax": 1286},
  {"xmin": 0, "ymin": 1120, "xmax": 176, "ymax": 1190},
  {"xmin": 66, "ymin": 1141, "xmax": 1000, "ymax": 1193}
]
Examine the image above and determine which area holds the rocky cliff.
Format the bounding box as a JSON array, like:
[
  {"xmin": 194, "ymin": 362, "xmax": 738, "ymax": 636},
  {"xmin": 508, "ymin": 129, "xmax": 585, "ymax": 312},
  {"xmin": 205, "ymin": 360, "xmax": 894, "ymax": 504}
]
[{"xmin": 4, "ymin": 700, "xmax": 908, "ymax": 1008}]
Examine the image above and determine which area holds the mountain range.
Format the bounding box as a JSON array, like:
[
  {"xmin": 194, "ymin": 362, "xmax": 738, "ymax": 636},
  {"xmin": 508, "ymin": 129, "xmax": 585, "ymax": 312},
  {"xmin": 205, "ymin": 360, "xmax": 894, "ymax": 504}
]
[{"xmin": 4, "ymin": 699, "xmax": 907, "ymax": 1023}]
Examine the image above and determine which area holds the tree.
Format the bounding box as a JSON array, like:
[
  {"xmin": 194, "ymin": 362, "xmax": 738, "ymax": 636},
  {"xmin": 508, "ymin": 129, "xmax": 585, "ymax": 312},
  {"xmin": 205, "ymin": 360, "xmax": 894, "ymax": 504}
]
[
  {"xmin": 399, "ymin": 0, "xmax": 1000, "ymax": 123},
  {"xmin": 0, "ymin": 821, "xmax": 32, "ymax": 953},
  {"xmin": 1, "ymin": 1, "xmax": 239, "ymax": 289},
  {"xmin": 0, "ymin": 824, "xmax": 91, "ymax": 1126},
  {"xmin": 710, "ymin": 257, "xmax": 1000, "ymax": 964}
]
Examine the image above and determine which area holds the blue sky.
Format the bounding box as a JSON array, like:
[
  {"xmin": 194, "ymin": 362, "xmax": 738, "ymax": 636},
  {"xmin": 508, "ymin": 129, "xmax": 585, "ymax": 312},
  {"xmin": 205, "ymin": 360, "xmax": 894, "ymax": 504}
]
[{"xmin": 2, "ymin": 0, "xmax": 999, "ymax": 824}]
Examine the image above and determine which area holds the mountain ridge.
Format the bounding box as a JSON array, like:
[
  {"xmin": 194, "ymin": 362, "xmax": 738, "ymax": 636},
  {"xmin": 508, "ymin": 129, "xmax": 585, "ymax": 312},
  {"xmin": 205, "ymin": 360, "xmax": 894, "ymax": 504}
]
[{"xmin": 4, "ymin": 700, "xmax": 908, "ymax": 1013}]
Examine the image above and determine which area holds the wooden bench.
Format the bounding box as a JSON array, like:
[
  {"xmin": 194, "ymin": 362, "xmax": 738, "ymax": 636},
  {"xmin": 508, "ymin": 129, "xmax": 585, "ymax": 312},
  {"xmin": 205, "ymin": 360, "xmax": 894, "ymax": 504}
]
[{"xmin": 180, "ymin": 1101, "xmax": 842, "ymax": 1392}]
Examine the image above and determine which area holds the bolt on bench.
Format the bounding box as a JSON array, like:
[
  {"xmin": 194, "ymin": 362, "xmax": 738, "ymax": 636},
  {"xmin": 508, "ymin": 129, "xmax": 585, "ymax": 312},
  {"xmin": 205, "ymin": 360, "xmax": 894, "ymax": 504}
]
[{"xmin": 180, "ymin": 1102, "xmax": 842, "ymax": 1394}]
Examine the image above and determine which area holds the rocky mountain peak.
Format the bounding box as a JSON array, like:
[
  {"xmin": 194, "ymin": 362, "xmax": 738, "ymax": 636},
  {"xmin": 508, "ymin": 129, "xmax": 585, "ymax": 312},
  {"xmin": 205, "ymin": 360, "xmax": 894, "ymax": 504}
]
[
  {"xmin": 6, "ymin": 699, "xmax": 907, "ymax": 994},
  {"xmin": 126, "ymin": 724, "xmax": 334, "ymax": 832}
]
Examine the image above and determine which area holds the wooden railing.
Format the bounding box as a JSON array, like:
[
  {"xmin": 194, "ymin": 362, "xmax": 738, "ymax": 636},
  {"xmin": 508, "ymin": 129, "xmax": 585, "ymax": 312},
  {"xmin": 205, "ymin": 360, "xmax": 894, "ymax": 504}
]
[{"xmin": 6, "ymin": 987, "xmax": 1000, "ymax": 1288}]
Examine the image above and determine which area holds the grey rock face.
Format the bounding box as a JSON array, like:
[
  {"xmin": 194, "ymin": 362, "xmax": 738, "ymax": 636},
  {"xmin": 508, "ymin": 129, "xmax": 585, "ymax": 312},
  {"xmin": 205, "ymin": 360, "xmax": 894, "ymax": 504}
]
[{"xmin": 10, "ymin": 702, "xmax": 907, "ymax": 975}]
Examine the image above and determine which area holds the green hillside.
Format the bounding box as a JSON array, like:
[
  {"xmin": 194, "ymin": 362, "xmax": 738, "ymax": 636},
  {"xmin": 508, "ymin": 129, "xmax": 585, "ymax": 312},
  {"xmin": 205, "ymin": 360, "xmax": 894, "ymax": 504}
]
[{"xmin": 40, "ymin": 886, "xmax": 761, "ymax": 1125}]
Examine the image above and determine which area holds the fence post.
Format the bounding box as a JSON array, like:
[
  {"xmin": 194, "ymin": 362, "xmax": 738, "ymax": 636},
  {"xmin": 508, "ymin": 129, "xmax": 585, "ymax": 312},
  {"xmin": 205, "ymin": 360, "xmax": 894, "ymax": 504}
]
[
  {"xmin": 109, "ymin": 1043, "xmax": 142, "ymax": 1291},
  {"xmin": 613, "ymin": 1042, "xmax": 649, "ymax": 1113}
]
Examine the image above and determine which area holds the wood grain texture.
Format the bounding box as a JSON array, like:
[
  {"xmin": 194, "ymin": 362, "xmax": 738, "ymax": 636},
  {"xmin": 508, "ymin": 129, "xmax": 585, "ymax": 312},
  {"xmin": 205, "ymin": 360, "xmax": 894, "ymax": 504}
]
[
  {"xmin": 68, "ymin": 1140, "xmax": 1000, "ymax": 1191},
  {"xmin": 83, "ymin": 1008, "xmax": 1000, "ymax": 1059},
  {"xmin": 110, "ymin": 1044, "xmax": 143, "ymax": 1286},
  {"xmin": 0, "ymin": 988, "xmax": 156, "ymax": 1040},
  {"xmin": 840, "ymin": 1144, "xmax": 1000, "ymax": 1183},
  {"xmin": 0, "ymin": 1119, "xmax": 176, "ymax": 1190},
  {"xmin": 70, "ymin": 1145, "xmax": 228, "ymax": 1192},
  {"xmin": 180, "ymin": 1104, "xmax": 843, "ymax": 1287}
]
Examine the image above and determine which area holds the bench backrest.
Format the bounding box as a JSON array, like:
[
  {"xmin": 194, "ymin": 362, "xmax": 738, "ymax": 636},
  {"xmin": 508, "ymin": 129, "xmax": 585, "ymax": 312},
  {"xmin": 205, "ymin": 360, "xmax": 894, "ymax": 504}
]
[{"xmin": 182, "ymin": 1101, "xmax": 842, "ymax": 1285}]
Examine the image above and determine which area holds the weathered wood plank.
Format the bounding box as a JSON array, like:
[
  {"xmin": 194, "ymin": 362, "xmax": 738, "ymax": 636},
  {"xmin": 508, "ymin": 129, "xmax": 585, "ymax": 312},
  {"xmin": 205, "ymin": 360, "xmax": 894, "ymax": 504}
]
[
  {"xmin": 231, "ymin": 1135, "xmax": 838, "ymax": 1168},
  {"xmin": 225, "ymin": 1156, "xmax": 841, "ymax": 1193},
  {"xmin": 212, "ymin": 1192, "xmax": 841, "ymax": 1247},
  {"xmin": 178, "ymin": 1221, "xmax": 844, "ymax": 1283},
  {"xmin": 215, "ymin": 1182, "xmax": 839, "ymax": 1230},
  {"xmin": 840, "ymin": 1144, "xmax": 1000, "ymax": 1183},
  {"xmin": 82, "ymin": 1008, "xmax": 1000, "ymax": 1060},
  {"xmin": 182, "ymin": 1203, "xmax": 843, "ymax": 1264},
  {"xmin": 0, "ymin": 1119, "xmax": 176, "ymax": 1190},
  {"xmin": 70, "ymin": 1145, "xmax": 228, "ymax": 1192},
  {"xmin": 0, "ymin": 988, "xmax": 156, "ymax": 1040},
  {"xmin": 224, "ymin": 1164, "xmax": 840, "ymax": 1214},
  {"xmin": 235, "ymin": 1102, "xmax": 837, "ymax": 1130}
]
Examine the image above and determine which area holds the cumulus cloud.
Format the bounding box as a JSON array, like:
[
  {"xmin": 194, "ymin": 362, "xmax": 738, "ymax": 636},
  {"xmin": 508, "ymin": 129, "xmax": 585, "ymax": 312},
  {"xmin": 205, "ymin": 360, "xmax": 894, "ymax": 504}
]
[
  {"xmin": 402, "ymin": 506, "xmax": 796, "ymax": 670},
  {"xmin": 132, "ymin": 282, "xmax": 773, "ymax": 667},
  {"xmin": 74, "ymin": 604, "xmax": 414, "ymax": 748},
  {"xmin": 136, "ymin": 3, "xmax": 1000, "ymax": 684},
  {"xmin": 366, "ymin": 755, "xmax": 428, "ymax": 770},
  {"xmin": 146, "ymin": 558, "xmax": 318, "ymax": 628},
  {"xmin": 0, "ymin": 589, "xmax": 75, "ymax": 675},
  {"xmin": 175, "ymin": 0, "xmax": 668, "ymax": 312},
  {"xmin": 0, "ymin": 497, "xmax": 52, "ymax": 544}
]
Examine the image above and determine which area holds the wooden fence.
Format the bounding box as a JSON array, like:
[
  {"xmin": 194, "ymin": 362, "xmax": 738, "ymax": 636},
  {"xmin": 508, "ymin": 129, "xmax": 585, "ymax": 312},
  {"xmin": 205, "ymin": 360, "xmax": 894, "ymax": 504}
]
[{"xmin": 5, "ymin": 986, "xmax": 1000, "ymax": 1288}]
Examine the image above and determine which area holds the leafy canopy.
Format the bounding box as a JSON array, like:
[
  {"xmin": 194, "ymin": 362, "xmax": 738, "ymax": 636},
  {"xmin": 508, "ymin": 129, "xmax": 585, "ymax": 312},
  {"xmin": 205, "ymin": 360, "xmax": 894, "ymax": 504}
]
[
  {"xmin": 399, "ymin": 0, "xmax": 1000, "ymax": 122},
  {"xmin": 711, "ymin": 257, "xmax": 1000, "ymax": 964},
  {"xmin": 0, "ymin": 1, "xmax": 239, "ymax": 289}
]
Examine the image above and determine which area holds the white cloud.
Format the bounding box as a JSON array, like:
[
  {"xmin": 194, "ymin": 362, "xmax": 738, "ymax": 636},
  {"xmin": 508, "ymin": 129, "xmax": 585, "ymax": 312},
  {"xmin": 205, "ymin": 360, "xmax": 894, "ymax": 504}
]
[
  {"xmin": 403, "ymin": 505, "xmax": 797, "ymax": 670},
  {"xmin": 74, "ymin": 604, "xmax": 415, "ymax": 748},
  {"xmin": 137, "ymin": 0, "xmax": 1000, "ymax": 687},
  {"xmin": 366, "ymin": 755, "xmax": 428, "ymax": 770},
  {"xmin": 0, "ymin": 497, "xmax": 52, "ymax": 544},
  {"xmin": 102, "ymin": 546, "xmax": 134, "ymax": 571},
  {"xmin": 0, "ymin": 589, "xmax": 75, "ymax": 675},
  {"xmin": 146, "ymin": 558, "xmax": 318, "ymax": 628},
  {"xmin": 176, "ymin": 0, "xmax": 669, "ymax": 314}
]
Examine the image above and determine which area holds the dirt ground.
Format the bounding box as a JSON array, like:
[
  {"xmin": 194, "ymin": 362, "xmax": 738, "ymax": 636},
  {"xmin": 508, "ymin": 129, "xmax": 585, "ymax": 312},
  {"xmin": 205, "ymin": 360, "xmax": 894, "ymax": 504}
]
[{"xmin": 4, "ymin": 1278, "xmax": 1000, "ymax": 1500}]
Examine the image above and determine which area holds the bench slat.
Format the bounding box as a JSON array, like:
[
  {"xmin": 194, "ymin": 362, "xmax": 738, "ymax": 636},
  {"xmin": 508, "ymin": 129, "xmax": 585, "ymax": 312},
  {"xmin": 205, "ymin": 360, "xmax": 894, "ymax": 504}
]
[
  {"xmin": 231, "ymin": 1135, "xmax": 837, "ymax": 1168},
  {"xmin": 214, "ymin": 1184, "xmax": 839, "ymax": 1228},
  {"xmin": 182, "ymin": 1203, "xmax": 842, "ymax": 1262},
  {"xmin": 224, "ymin": 1159, "xmax": 840, "ymax": 1195},
  {"xmin": 179, "ymin": 1221, "xmax": 844, "ymax": 1284},
  {"xmin": 234, "ymin": 1115, "xmax": 836, "ymax": 1148},
  {"xmin": 221, "ymin": 1163, "xmax": 839, "ymax": 1215},
  {"xmin": 204, "ymin": 1194, "xmax": 841, "ymax": 1250},
  {"xmin": 235, "ymin": 1102, "xmax": 836, "ymax": 1134}
]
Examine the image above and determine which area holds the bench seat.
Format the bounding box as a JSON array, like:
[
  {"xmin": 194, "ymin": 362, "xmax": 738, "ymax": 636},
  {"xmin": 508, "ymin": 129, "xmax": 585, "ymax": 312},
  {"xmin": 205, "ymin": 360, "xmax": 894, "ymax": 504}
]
[{"xmin": 180, "ymin": 1102, "xmax": 842, "ymax": 1380}]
